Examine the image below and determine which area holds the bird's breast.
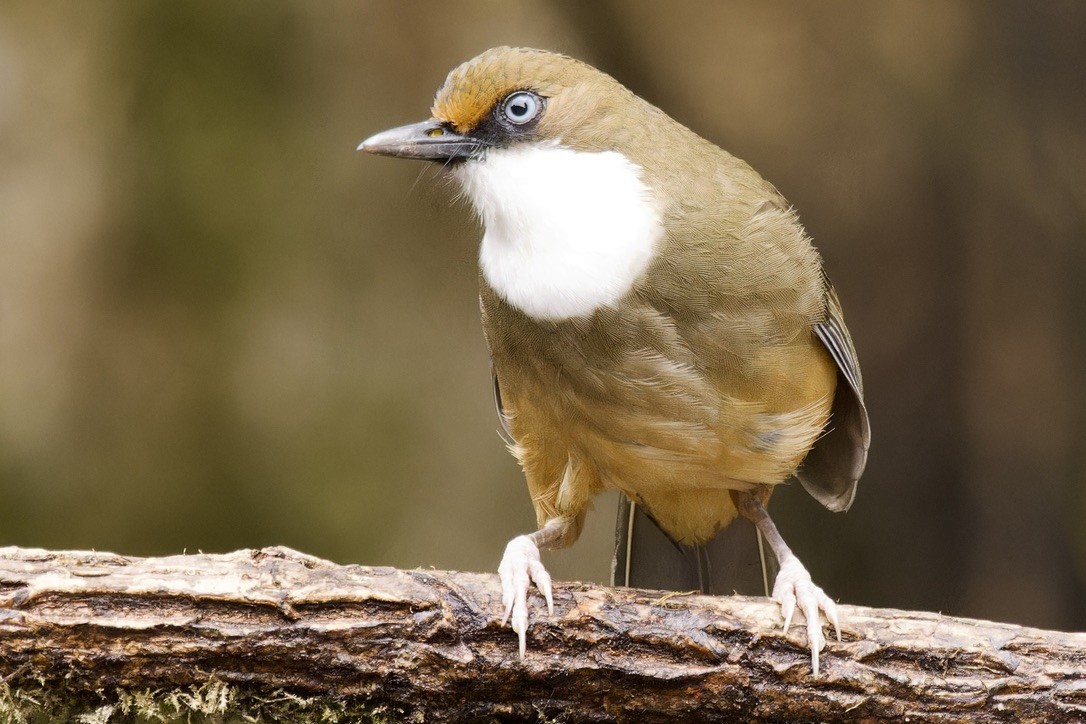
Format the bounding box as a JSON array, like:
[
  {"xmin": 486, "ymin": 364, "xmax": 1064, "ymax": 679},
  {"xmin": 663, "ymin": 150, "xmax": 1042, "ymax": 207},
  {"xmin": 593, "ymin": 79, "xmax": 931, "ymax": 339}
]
[
  {"xmin": 454, "ymin": 144, "xmax": 664, "ymax": 321},
  {"xmin": 483, "ymin": 290, "xmax": 836, "ymax": 505}
]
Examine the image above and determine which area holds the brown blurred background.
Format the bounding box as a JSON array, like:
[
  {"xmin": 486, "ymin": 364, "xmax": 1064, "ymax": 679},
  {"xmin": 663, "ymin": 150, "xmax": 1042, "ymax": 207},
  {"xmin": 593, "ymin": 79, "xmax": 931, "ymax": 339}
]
[{"xmin": 1, "ymin": 2, "xmax": 1084, "ymax": 632}]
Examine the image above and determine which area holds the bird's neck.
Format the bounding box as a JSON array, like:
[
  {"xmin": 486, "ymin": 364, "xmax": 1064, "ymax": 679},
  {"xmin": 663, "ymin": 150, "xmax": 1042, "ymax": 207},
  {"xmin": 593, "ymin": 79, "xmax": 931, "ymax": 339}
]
[{"xmin": 453, "ymin": 144, "xmax": 664, "ymax": 321}]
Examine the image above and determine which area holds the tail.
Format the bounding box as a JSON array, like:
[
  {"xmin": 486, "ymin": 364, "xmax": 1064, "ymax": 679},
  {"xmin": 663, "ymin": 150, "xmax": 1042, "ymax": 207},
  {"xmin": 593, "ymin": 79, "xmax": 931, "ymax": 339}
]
[{"xmin": 612, "ymin": 496, "xmax": 777, "ymax": 595}]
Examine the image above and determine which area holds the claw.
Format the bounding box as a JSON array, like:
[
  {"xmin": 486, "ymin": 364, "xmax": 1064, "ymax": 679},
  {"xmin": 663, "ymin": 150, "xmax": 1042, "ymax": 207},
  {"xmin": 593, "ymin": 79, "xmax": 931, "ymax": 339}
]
[
  {"xmin": 498, "ymin": 534, "xmax": 553, "ymax": 658},
  {"xmin": 528, "ymin": 557, "xmax": 554, "ymax": 615},
  {"xmin": 779, "ymin": 589, "xmax": 796, "ymax": 632},
  {"xmin": 828, "ymin": 600, "xmax": 842, "ymax": 642},
  {"xmin": 772, "ymin": 555, "xmax": 838, "ymax": 676}
]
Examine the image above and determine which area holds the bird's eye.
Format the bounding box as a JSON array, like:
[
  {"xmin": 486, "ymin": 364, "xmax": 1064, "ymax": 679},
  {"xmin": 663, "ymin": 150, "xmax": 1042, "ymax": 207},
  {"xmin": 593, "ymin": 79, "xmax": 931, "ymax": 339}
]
[{"xmin": 501, "ymin": 91, "xmax": 542, "ymax": 125}]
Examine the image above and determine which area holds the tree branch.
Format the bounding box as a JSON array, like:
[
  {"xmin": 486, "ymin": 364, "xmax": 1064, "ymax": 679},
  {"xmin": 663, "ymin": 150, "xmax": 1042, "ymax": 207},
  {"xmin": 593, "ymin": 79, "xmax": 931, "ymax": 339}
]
[{"xmin": 0, "ymin": 546, "xmax": 1082, "ymax": 722}]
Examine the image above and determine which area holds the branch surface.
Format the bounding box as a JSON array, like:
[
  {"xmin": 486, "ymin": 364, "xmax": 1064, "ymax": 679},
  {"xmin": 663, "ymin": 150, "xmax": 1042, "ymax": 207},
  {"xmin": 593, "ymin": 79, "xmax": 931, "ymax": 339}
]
[{"xmin": 0, "ymin": 546, "xmax": 1082, "ymax": 722}]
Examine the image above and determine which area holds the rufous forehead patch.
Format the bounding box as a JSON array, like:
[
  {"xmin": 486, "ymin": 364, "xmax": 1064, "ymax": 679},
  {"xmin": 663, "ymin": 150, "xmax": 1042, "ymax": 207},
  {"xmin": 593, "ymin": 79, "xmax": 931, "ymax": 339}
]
[
  {"xmin": 430, "ymin": 47, "xmax": 578, "ymax": 134},
  {"xmin": 431, "ymin": 80, "xmax": 505, "ymax": 134}
]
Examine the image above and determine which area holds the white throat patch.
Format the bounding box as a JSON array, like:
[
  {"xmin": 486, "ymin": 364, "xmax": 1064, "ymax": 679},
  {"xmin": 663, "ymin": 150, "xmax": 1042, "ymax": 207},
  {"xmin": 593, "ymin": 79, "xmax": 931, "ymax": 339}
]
[{"xmin": 453, "ymin": 144, "xmax": 663, "ymax": 321}]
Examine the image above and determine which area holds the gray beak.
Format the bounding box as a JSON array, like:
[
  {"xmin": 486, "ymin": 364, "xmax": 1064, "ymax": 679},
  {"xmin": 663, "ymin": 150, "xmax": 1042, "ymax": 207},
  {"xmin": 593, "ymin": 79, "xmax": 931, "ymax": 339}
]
[{"xmin": 357, "ymin": 120, "xmax": 488, "ymax": 161}]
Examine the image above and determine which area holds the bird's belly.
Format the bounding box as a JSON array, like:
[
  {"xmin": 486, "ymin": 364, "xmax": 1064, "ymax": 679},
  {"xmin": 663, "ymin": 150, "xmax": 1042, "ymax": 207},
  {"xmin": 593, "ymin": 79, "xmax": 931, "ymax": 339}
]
[
  {"xmin": 587, "ymin": 436, "xmax": 754, "ymax": 544},
  {"xmin": 488, "ymin": 291, "xmax": 839, "ymax": 543},
  {"xmin": 506, "ymin": 372, "xmax": 833, "ymax": 543}
]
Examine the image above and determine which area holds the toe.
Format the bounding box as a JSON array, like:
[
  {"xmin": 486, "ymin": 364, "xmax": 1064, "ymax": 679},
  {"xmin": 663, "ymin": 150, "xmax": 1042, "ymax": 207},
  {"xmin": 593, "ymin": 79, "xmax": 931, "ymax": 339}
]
[
  {"xmin": 777, "ymin": 589, "xmax": 797, "ymax": 632},
  {"xmin": 499, "ymin": 556, "xmax": 529, "ymax": 627},
  {"xmin": 497, "ymin": 534, "xmax": 554, "ymax": 656},
  {"xmin": 511, "ymin": 600, "xmax": 528, "ymax": 658},
  {"xmin": 528, "ymin": 558, "xmax": 553, "ymax": 615},
  {"xmin": 802, "ymin": 595, "xmax": 826, "ymax": 675},
  {"xmin": 770, "ymin": 555, "xmax": 841, "ymax": 675},
  {"xmin": 499, "ymin": 568, "xmax": 515, "ymax": 625},
  {"xmin": 823, "ymin": 595, "xmax": 841, "ymax": 642}
]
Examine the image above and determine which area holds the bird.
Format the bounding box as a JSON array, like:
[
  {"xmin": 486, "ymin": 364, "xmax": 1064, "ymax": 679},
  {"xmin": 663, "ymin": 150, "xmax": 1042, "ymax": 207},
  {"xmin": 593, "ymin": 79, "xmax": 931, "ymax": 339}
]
[{"xmin": 358, "ymin": 46, "xmax": 870, "ymax": 676}]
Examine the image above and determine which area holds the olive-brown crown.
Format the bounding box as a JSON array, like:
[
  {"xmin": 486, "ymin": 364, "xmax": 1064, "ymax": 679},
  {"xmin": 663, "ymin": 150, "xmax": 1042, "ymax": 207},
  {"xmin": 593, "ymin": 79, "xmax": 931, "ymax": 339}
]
[
  {"xmin": 430, "ymin": 46, "xmax": 653, "ymax": 151},
  {"xmin": 429, "ymin": 47, "xmax": 740, "ymax": 205}
]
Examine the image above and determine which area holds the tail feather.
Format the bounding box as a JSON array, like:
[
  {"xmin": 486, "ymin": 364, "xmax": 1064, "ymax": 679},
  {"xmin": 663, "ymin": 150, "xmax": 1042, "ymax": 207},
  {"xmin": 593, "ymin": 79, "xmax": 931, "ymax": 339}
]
[{"xmin": 612, "ymin": 496, "xmax": 776, "ymax": 595}]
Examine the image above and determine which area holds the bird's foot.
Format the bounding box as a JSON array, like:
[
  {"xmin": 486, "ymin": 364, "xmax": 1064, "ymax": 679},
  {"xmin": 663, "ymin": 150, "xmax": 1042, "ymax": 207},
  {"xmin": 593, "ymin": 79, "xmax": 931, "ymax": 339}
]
[
  {"xmin": 498, "ymin": 534, "xmax": 553, "ymax": 657},
  {"xmin": 772, "ymin": 555, "xmax": 840, "ymax": 676}
]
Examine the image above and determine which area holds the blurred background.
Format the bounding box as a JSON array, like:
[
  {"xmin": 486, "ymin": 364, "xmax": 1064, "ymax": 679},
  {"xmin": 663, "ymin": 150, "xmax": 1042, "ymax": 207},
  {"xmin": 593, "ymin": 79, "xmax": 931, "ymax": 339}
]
[{"xmin": 1, "ymin": 1, "xmax": 1084, "ymax": 632}]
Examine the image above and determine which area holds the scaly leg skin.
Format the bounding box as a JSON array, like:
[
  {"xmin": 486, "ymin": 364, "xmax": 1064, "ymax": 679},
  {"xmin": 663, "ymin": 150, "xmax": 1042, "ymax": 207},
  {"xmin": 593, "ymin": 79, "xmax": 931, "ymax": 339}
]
[
  {"xmin": 737, "ymin": 491, "xmax": 841, "ymax": 676},
  {"xmin": 498, "ymin": 517, "xmax": 569, "ymax": 657}
]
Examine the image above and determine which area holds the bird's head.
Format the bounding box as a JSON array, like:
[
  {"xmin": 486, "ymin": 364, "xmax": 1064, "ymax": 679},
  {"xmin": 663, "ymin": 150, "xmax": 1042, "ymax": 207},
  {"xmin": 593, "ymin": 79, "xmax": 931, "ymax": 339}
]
[
  {"xmin": 358, "ymin": 46, "xmax": 642, "ymax": 161},
  {"xmin": 358, "ymin": 47, "xmax": 700, "ymax": 321}
]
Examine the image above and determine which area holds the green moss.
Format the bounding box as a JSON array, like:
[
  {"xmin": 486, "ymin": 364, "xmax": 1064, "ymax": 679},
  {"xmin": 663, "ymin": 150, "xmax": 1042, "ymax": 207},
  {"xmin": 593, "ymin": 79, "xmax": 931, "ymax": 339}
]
[{"xmin": 0, "ymin": 679, "xmax": 403, "ymax": 724}]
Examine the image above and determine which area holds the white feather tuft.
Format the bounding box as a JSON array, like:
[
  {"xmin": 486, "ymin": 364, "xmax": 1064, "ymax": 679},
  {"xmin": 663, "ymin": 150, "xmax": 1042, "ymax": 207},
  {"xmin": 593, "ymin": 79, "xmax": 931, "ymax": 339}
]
[{"xmin": 453, "ymin": 144, "xmax": 663, "ymax": 320}]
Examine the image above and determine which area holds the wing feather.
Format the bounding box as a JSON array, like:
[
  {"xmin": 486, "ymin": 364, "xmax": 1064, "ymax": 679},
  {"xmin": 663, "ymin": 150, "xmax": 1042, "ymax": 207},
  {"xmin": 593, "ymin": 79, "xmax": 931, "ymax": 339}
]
[{"xmin": 799, "ymin": 278, "xmax": 871, "ymax": 511}]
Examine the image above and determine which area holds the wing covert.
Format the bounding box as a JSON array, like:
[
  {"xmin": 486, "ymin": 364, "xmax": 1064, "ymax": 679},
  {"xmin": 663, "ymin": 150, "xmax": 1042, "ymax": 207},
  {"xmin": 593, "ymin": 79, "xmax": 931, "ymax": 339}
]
[{"xmin": 799, "ymin": 280, "xmax": 871, "ymax": 512}]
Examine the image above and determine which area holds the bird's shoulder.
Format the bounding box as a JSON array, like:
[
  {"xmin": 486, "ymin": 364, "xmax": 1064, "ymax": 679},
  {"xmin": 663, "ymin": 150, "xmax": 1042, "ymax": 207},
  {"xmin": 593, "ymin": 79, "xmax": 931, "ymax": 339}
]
[{"xmin": 636, "ymin": 199, "xmax": 827, "ymax": 342}]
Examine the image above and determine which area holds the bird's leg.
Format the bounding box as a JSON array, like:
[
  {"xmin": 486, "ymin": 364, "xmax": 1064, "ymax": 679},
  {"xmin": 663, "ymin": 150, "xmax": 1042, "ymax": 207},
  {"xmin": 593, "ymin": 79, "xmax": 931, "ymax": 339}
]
[
  {"xmin": 736, "ymin": 490, "xmax": 840, "ymax": 675},
  {"xmin": 498, "ymin": 517, "xmax": 572, "ymax": 657}
]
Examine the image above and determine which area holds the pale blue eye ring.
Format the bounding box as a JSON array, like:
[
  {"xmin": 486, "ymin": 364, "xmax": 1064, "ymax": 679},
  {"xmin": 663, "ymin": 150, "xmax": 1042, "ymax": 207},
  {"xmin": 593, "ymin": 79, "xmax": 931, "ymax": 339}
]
[{"xmin": 501, "ymin": 91, "xmax": 542, "ymax": 125}]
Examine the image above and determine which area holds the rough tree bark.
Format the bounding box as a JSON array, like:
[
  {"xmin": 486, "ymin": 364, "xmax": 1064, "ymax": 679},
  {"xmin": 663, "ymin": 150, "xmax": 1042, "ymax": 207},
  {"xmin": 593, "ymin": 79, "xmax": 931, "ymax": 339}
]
[{"xmin": 0, "ymin": 546, "xmax": 1082, "ymax": 722}]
